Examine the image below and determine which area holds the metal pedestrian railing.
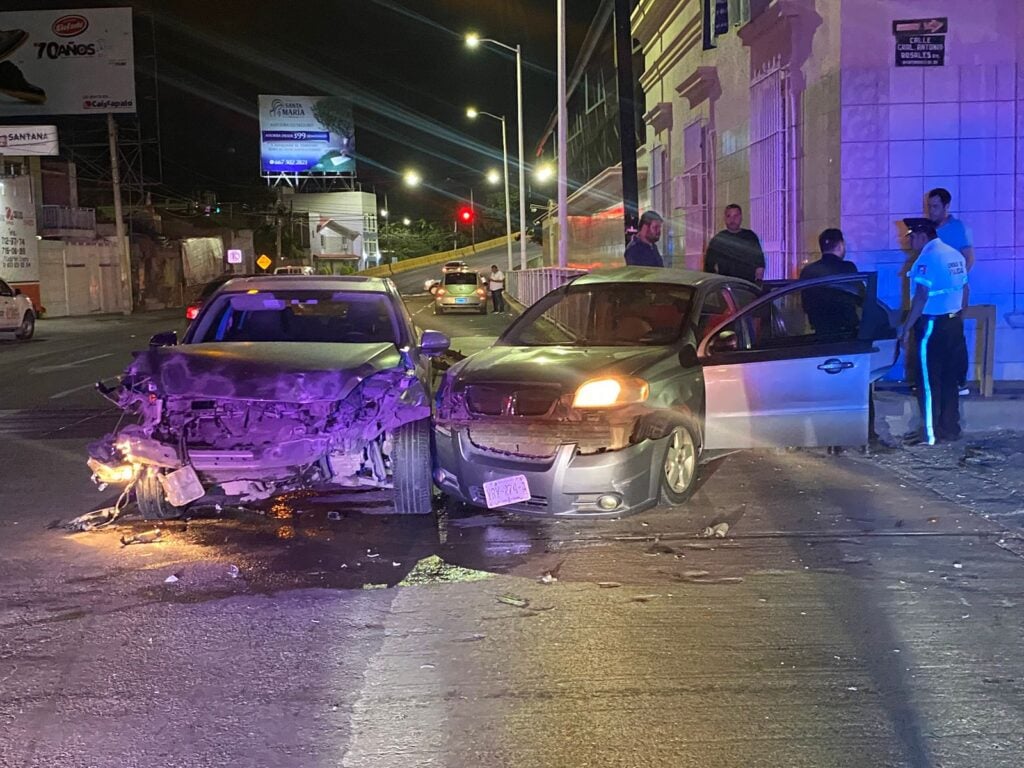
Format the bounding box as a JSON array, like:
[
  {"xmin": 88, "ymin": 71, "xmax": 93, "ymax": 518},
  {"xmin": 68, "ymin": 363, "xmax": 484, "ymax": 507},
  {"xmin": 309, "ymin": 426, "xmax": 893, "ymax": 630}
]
[
  {"xmin": 41, "ymin": 205, "xmax": 96, "ymax": 232},
  {"xmin": 506, "ymin": 267, "xmax": 588, "ymax": 308}
]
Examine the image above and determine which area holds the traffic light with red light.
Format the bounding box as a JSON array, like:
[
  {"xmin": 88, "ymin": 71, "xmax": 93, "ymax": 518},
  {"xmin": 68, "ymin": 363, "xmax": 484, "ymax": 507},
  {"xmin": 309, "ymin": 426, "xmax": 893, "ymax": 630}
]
[{"xmin": 458, "ymin": 206, "xmax": 474, "ymax": 224}]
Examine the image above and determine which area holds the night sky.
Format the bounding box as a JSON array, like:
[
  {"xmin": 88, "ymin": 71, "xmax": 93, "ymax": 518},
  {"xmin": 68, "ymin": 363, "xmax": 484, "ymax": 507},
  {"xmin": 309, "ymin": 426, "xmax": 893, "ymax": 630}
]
[{"xmin": 14, "ymin": 0, "xmax": 606, "ymax": 219}]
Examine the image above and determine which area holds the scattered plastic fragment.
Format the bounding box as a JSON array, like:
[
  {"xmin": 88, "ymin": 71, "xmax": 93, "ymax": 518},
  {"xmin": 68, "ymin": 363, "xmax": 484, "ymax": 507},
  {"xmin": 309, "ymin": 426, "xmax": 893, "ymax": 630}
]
[
  {"xmin": 953, "ymin": 561, "xmax": 963, "ymax": 569},
  {"xmin": 699, "ymin": 522, "xmax": 730, "ymax": 538},
  {"xmin": 120, "ymin": 529, "xmax": 162, "ymax": 546},
  {"xmin": 497, "ymin": 594, "xmax": 530, "ymax": 608},
  {"xmin": 362, "ymin": 583, "xmax": 388, "ymax": 590},
  {"xmin": 164, "ymin": 574, "xmax": 180, "ymax": 584},
  {"xmin": 597, "ymin": 581, "xmax": 622, "ymax": 588},
  {"xmin": 539, "ymin": 572, "xmax": 557, "ymax": 584},
  {"xmin": 327, "ymin": 510, "xmax": 342, "ymax": 521},
  {"xmin": 226, "ymin": 564, "xmax": 240, "ymax": 579},
  {"xmin": 420, "ymin": 664, "xmax": 436, "ymax": 669}
]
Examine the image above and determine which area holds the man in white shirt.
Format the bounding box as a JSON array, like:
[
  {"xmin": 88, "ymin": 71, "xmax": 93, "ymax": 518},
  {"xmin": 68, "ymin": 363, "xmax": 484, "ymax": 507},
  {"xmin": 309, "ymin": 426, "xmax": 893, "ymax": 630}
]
[
  {"xmin": 899, "ymin": 218, "xmax": 968, "ymax": 445},
  {"xmin": 488, "ymin": 265, "xmax": 506, "ymax": 313}
]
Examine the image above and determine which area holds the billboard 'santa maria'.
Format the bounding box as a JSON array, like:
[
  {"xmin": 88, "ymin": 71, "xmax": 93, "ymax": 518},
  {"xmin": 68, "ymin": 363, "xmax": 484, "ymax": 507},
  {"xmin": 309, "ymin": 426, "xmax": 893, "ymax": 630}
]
[{"xmin": 258, "ymin": 95, "xmax": 356, "ymax": 175}]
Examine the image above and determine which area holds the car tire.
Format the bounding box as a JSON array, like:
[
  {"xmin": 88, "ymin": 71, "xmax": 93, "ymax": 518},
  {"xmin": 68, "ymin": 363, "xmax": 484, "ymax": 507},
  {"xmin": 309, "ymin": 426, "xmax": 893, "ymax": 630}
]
[
  {"xmin": 136, "ymin": 468, "xmax": 182, "ymax": 520},
  {"xmin": 659, "ymin": 424, "xmax": 699, "ymax": 505},
  {"xmin": 479, "ymin": 303, "xmax": 487, "ymax": 315},
  {"xmin": 15, "ymin": 311, "xmax": 34, "ymax": 341},
  {"xmin": 392, "ymin": 418, "xmax": 433, "ymax": 515}
]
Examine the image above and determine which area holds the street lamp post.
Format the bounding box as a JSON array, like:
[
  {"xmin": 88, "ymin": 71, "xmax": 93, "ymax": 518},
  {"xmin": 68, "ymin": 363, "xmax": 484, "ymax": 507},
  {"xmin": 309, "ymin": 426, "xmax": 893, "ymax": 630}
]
[
  {"xmin": 467, "ymin": 107, "xmax": 513, "ymax": 273},
  {"xmin": 466, "ymin": 33, "xmax": 527, "ymax": 271}
]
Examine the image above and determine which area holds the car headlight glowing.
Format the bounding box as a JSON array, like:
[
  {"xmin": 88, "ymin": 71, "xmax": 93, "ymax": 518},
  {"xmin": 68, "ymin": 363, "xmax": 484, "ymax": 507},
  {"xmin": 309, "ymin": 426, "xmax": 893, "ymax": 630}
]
[{"xmin": 572, "ymin": 376, "xmax": 649, "ymax": 409}]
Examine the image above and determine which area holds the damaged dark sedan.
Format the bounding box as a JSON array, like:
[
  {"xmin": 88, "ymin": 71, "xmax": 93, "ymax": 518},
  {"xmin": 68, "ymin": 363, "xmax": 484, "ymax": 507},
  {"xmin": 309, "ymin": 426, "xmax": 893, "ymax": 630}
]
[
  {"xmin": 88, "ymin": 276, "xmax": 449, "ymax": 519},
  {"xmin": 433, "ymin": 267, "xmax": 896, "ymax": 517}
]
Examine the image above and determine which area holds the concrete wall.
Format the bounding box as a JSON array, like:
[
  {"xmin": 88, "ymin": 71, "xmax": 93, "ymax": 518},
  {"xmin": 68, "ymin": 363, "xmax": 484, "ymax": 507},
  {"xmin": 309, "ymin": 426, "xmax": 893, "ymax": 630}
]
[
  {"xmin": 38, "ymin": 240, "xmax": 123, "ymax": 317},
  {"xmin": 840, "ymin": 0, "xmax": 1024, "ymax": 379}
]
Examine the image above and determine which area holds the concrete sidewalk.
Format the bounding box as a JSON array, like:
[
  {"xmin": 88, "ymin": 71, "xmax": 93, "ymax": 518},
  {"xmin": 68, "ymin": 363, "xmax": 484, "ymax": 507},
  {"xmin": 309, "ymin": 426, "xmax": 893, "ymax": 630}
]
[{"xmin": 876, "ymin": 381, "xmax": 1024, "ymax": 437}]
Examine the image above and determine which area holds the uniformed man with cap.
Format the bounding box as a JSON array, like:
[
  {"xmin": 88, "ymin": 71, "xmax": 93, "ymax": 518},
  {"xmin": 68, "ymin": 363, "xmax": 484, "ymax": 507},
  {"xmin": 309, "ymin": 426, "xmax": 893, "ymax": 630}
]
[{"xmin": 899, "ymin": 217, "xmax": 968, "ymax": 445}]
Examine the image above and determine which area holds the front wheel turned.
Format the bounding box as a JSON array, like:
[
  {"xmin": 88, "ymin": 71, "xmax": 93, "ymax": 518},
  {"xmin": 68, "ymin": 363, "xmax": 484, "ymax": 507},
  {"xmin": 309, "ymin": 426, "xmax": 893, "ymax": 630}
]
[
  {"xmin": 391, "ymin": 418, "xmax": 434, "ymax": 515},
  {"xmin": 659, "ymin": 425, "xmax": 699, "ymax": 505},
  {"xmin": 135, "ymin": 468, "xmax": 183, "ymax": 520}
]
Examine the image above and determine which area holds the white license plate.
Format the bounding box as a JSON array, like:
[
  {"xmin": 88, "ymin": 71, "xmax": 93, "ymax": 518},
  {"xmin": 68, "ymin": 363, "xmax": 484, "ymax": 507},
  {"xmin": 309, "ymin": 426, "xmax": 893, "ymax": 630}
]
[
  {"xmin": 483, "ymin": 474, "xmax": 531, "ymax": 508},
  {"xmin": 455, "ymin": 297, "xmax": 468, "ymax": 303}
]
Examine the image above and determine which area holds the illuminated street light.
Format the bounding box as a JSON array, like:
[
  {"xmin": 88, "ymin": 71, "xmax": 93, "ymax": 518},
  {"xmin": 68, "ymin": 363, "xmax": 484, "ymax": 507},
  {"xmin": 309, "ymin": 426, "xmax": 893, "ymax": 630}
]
[
  {"xmin": 465, "ymin": 31, "xmax": 527, "ymax": 270},
  {"xmin": 534, "ymin": 164, "xmax": 554, "ymax": 183},
  {"xmin": 466, "ymin": 105, "xmax": 514, "ymax": 271},
  {"xmin": 486, "ymin": 169, "xmax": 501, "ymax": 185},
  {"xmin": 403, "ymin": 170, "xmax": 422, "ymax": 187},
  {"xmin": 402, "ymin": 217, "xmax": 411, "ymax": 226},
  {"xmin": 379, "ymin": 208, "xmax": 389, "ymax": 218}
]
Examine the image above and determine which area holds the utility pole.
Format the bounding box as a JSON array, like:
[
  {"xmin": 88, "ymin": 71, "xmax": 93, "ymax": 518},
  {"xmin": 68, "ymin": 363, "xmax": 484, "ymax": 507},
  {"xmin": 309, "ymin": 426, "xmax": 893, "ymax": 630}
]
[
  {"xmin": 470, "ymin": 186, "xmax": 476, "ymax": 248},
  {"xmin": 107, "ymin": 114, "xmax": 133, "ymax": 314},
  {"xmin": 614, "ymin": 0, "xmax": 640, "ymax": 243},
  {"xmin": 556, "ymin": 0, "xmax": 568, "ymax": 268}
]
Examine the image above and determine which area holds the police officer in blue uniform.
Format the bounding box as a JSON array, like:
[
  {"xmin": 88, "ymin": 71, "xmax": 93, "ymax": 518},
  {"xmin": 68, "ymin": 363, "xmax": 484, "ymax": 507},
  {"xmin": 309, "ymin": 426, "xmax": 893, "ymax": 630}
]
[{"xmin": 899, "ymin": 218, "xmax": 968, "ymax": 445}]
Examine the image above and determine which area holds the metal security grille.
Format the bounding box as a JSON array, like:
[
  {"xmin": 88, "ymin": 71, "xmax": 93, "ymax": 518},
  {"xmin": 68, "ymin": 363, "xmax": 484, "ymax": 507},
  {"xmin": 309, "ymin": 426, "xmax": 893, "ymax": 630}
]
[
  {"xmin": 749, "ymin": 56, "xmax": 791, "ymax": 279},
  {"xmin": 678, "ymin": 121, "xmax": 712, "ymax": 271}
]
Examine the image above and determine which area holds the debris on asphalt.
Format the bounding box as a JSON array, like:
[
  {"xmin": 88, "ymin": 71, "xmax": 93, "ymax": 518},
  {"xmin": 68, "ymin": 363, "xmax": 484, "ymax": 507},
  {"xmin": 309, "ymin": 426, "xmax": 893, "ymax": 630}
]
[
  {"xmin": 327, "ymin": 510, "xmax": 342, "ymax": 521},
  {"xmin": 630, "ymin": 594, "xmax": 661, "ymax": 603},
  {"xmin": 120, "ymin": 529, "xmax": 162, "ymax": 546},
  {"xmin": 226, "ymin": 564, "xmax": 240, "ymax": 579},
  {"xmin": 65, "ymin": 507, "xmax": 120, "ymax": 532},
  {"xmin": 420, "ymin": 663, "xmax": 436, "ymax": 669},
  {"xmin": 539, "ymin": 572, "xmax": 557, "ymax": 584},
  {"xmin": 497, "ymin": 594, "xmax": 530, "ymax": 608},
  {"xmin": 597, "ymin": 581, "xmax": 622, "ymax": 588},
  {"xmin": 699, "ymin": 522, "xmax": 730, "ymax": 538},
  {"xmin": 455, "ymin": 633, "xmax": 487, "ymax": 643},
  {"xmin": 841, "ymin": 555, "xmax": 867, "ymax": 564},
  {"xmin": 953, "ymin": 561, "xmax": 964, "ymax": 569},
  {"xmin": 164, "ymin": 574, "xmax": 180, "ymax": 584},
  {"xmin": 397, "ymin": 555, "xmax": 493, "ymax": 586},
  {"xmin": 645, "ymin": 543, "xmax": 676, "ymax": 556},
  {"xmin": 362, "ymin": 583, "xmax": 388, "ymax": 590}
]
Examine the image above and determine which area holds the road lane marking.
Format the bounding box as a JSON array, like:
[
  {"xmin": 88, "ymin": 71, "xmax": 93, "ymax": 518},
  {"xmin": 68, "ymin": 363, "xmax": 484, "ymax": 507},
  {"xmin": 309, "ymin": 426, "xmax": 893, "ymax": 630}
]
[
  {"xmin": 50, "ymin": 381, "xmax": 104, "ymax": 400},
  {"xmin": 31, "ymin": 353, "xmax": 113, "ymax": 374}
]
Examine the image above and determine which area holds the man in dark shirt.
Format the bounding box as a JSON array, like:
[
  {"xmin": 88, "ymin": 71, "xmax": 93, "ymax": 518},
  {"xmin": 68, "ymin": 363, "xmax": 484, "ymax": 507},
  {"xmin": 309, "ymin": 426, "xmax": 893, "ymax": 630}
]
[
  {"xmin": 703, "ymin": 204, "xmax": 765, "ymax": 282},
  {"xmin": 799, "ymin": 227, "xmax": 859, "ymax": 337},
  {"xmin": 623, "ymin": 210, "xmax": 664, "ymax": 267}
]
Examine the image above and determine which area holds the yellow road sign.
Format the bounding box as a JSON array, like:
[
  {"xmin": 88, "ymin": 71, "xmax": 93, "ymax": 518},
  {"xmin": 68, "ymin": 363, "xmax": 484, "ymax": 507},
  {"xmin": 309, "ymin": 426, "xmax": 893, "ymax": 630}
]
[{"xmin": 256, "ymin": 254, "xmax": 272, "ymax": 271}]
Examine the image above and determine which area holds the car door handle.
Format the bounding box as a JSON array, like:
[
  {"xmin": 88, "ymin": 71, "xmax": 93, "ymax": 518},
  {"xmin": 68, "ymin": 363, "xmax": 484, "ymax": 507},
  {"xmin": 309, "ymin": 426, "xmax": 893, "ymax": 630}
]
[{"xmin": 817, "ymin": 358, "xmax": 855, "ymax": 375}]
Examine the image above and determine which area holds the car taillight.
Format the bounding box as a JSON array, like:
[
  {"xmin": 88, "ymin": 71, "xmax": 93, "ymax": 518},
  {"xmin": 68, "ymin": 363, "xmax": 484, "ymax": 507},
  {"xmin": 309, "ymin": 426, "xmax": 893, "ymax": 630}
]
[
  {"xmin": 436, "ymin": 288, "xmax": 446, "ymax": 297},
  {"xmin": 476, "ymin": 288, "xmax": 486, "ymax": 297},
  {"xmin": 185, "ymin": 304, "xmax": 200, "ymax": 320}
]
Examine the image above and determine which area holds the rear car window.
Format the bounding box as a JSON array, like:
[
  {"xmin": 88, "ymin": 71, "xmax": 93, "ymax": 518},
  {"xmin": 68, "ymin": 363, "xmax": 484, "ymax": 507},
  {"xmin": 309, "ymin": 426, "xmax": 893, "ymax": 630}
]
[{"xmin": 444, "ymin": 272, "xmax": 480, "ymax": 286}]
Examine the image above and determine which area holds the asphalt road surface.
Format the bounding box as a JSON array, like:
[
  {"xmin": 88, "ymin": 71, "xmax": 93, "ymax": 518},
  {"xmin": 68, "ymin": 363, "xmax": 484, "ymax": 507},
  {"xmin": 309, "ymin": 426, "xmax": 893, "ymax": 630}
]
[{"xmin": 2, "ymin": 251, "xmax": 1022, "ymax": 767}]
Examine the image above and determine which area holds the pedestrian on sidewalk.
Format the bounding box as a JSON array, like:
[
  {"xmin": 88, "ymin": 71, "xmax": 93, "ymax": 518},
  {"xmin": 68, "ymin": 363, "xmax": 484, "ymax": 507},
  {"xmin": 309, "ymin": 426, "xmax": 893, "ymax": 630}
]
[
  {"xmin": 899, "ymin": 218, "xmax": 968, "ymax": 445},
  {"xmin": 927, "ymin": 187, "xmax": 974, "ymax": 395},
  {"xmin": 704, "ymin": 204, "xmax": 766, "ymax": 284},
  {"xmin": 488, "ymin": 265, "xmax": 506, "ymax": 313},
  {"xmin": 623, "ymin": 210, "xmax": 664, "ymax": 267}
]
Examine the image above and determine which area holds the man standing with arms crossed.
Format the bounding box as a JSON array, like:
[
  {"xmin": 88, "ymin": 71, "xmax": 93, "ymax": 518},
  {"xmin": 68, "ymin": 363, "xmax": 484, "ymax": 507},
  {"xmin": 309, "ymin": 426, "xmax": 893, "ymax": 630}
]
[
  {"xmin": 704, "ymin": 204, "xmax": 766, "ymax": 283},
  {"xmin": 899, "ymin": 218, "xmax": 968, "ymax": 445},
  {"xmin": 927, "ymin": 188, "xmax": 973, "ymax": 395}
]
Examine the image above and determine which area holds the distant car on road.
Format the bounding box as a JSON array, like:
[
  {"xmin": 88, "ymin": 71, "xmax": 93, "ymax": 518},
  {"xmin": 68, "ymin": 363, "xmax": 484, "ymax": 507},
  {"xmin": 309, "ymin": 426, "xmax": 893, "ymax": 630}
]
[
  {"xmin": 274, "ymin": 265, "xmax": 315, "ymax": 275},
  {"xmin": 89, "ymin": 275, "xmax": 450, "ymax": 520},
  {"xmin": 433, "ymin": 270, "xmax": 488, "ymax": 315},
  {"xmin": 0, "ymin": 278, "xmax": 35, "ymax": 341},
  {"xmin": 434, "ymin": 267, "xmax": 896, "ymax": 517},
  {"xmin": 186, "ymin": 273, "xmax": 250, "ymax": 321},
  {"xmin": 441, "ymin": 260, "xmax": 468, "ymax": 274}
]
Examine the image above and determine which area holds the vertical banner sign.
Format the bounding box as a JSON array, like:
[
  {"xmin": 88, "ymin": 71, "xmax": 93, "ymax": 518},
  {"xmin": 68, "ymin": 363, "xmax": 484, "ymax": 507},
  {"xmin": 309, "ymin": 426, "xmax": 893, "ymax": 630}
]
[
  {"xmin": 0, "ymin": 8, "xmax": 136, "ymax": 116},
  {"xmin": 893, "ymin": 18, "xmax": 948, "ymax": 67},
  {"xmin": 714, "ymin": 0, "xmax": 730, "ymax": 36},
  {"xmin": 258, "ymin": 95, "xmax": 356, "ymax": 175},
  {"xmin": 0, "ymin": 175, "xmax": 39, "ymax": 282}
]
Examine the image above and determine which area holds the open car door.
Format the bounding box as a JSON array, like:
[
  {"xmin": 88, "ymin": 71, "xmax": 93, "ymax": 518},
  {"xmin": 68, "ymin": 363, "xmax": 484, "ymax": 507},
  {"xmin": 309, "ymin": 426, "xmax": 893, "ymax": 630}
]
[{"xmin": 698, "ymin": 272, "xmax": 896, "ymax": 450}]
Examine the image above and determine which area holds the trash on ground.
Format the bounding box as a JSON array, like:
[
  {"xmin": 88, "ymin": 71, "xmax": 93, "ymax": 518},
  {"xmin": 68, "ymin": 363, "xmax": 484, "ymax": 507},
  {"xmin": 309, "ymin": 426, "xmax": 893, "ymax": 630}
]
[
  {"xmin": 699, "ymin": 522, "xmax": 730, "ymax": 538},
  {"xmin": 539, "ymin": 572, "xmax": 557, "ymax": 584},
  {"xmin": 362, "ymin": 583, "xmax": 388, "ymax": 590},
  {"xmin": 65, "ymin": 507, "xmax": 121, "ymax": 532},
  {"xmin": 398, "ymin": 555, "xmax": 494, "ymax": 586},
  {"xmin": 226, "ymin": 564, "xmax": 240, "ymax": 579},
  {"xmin": 497, "ymin": 594, "xmax": 530, "ymax": 608},
  {"xmin": 327, "ymin": 510, "xmax": 342, "ymax": 521},
  {"xmin": 953, "ymin": 561, "xmax": 963, "ymax": 569},
  {"xmin": 420, "ymin": 663, "xmax": 436, "ymax": 669},
  {"xmin": 630, "ymin": 594, "xmax": 661, "ymax": 603},
  {"xmin": 841, "ymin": 555, "xmax": 867, "ymax": 564},
  {"xmin": 455, "ymin": 633, "xmax": 487, "ymax": 643},
  {"xmin": 120, "ymin": 529, "xmax": 162, "ymax": 546},
  {"xmin": 597, "ymin": 581, "xmax": 622, "ymax": 588},
  {"xmin": 164, "ymin": 574, "xmax": 180, "ymax": 584}
]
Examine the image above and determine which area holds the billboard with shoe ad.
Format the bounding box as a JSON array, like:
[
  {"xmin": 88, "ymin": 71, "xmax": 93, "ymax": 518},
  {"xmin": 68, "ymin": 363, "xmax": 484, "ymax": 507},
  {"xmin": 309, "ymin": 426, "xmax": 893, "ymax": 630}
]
[
  {"xmin": 258, "ymin": 95, "xmax": 356, "ymax": 175},
  {"xmin": 0, "ymin": 8, "xmax": 136, "ymax": 116}
]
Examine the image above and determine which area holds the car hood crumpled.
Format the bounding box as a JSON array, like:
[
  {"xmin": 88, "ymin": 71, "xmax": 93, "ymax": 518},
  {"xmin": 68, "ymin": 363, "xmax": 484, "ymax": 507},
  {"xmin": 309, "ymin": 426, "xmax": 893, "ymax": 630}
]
[
  {"xmin": 127, "ymin": 342, "xmax": 404, "ymax": 402},
  {"xmin": 451, "ymin": 345, "xmax": 674, "ymax": 389}
]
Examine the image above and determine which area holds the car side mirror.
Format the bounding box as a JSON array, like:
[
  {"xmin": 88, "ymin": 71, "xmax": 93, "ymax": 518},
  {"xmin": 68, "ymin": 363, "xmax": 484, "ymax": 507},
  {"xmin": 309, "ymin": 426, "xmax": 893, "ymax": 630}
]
[
  {"xmin": 678, "ymin": 344, "xmax": 698, "ymax": 368},
  {"xmin": 707, "ymin": 330, "xmax": 738, "ymax": 354},
  {"xmin": 13, "ymin": 288, "xmax": 22, "ymax": 296},
  {"xmin": 149, "ymin": 331, "xmax": 178, "ymax": 348},
  {"xmin": 418, "ymin": 329, "xmax": 450, "ymax": 357}
]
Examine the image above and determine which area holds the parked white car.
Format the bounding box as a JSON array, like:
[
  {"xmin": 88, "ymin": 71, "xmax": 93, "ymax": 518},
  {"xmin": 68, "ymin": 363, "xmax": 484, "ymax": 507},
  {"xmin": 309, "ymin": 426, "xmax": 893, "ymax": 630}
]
[{"xmin": 0, "ymin": 278, "xmax": 35, "ymax": 340}]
